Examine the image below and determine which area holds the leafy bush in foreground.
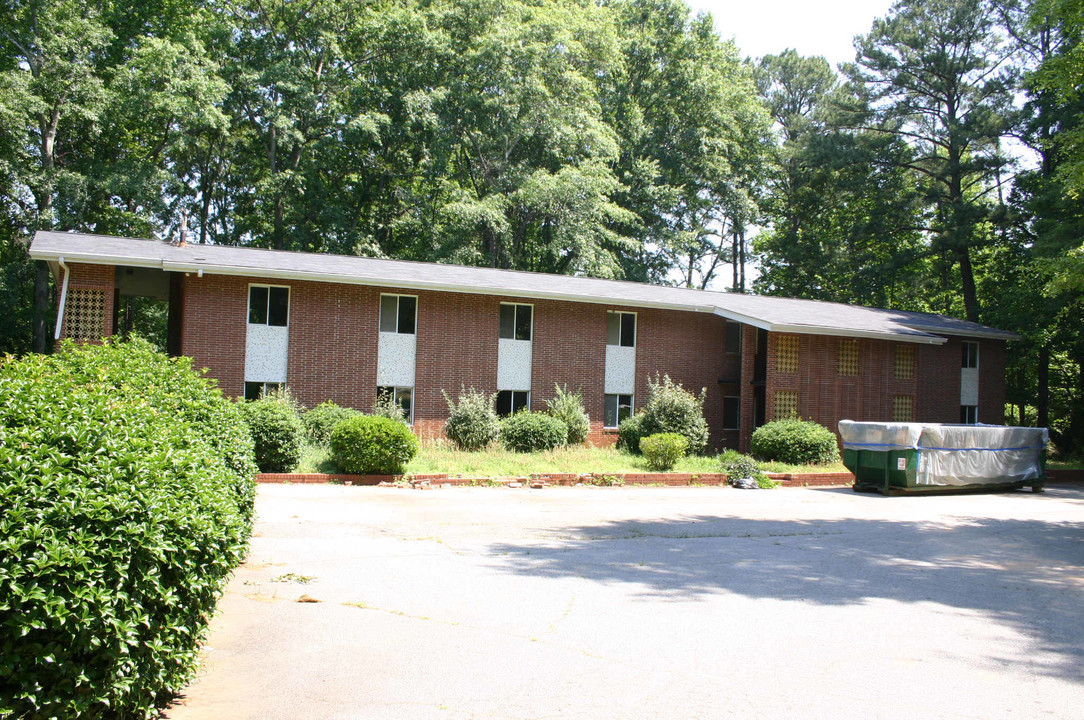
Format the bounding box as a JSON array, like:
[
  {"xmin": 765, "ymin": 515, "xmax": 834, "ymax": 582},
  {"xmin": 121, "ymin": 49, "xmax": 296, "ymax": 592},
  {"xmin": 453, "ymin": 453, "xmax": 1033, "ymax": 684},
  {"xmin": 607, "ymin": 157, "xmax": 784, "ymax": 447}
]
[
  {"xmin": 443, "ymin": 387, "xmax": 500, "ymax": 451},
  {"xmin": 304, "ymin": 400, "xmax": 361, "ymax": 445},
  {"xmin": 640, "ymin": 432, "xmax": 688, "ymax": 470},
  {"xmin": 639, "ymin": 374, "xmax": 710, "ymax": 455},
  {"xmin": 751, "ymin": 418, "xmax": 840, "ymax": 465},
  {"xmin": 546, "ymin": 384, "xmax": 590, "ymax": 445},
  {"xmin": 330, "ymin": 415, "xmax": 419, "ymax": 474},
  {"xmin": 617, "ymin": 412, "xmax": 646, "ymax": 453},
  {"xmin": 0, "ymin": 339, "xmax": 256, "ymax": 719},
  {"xmin": 240, "ymin": 390, "xmax": 305, "ymax": 472},
  {"xmin": 500, "ymin": 411, "xmax": 568, "ymax": 452}
]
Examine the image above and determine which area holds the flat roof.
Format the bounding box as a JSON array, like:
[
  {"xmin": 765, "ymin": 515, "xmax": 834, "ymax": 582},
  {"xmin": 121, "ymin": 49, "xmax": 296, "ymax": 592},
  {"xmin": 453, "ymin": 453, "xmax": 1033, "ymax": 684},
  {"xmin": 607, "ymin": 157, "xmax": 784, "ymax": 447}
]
[{"xmin": 30, "ymin": 231, "xmax": 1019, "ymax": 344}]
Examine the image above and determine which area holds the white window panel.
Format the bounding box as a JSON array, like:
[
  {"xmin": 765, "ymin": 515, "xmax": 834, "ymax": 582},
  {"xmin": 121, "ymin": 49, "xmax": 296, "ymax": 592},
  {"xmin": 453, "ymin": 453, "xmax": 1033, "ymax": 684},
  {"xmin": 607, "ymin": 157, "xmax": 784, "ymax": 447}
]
[
  {"xmin": 960, "ymin": 367, "xmax": 979, "ymax": 407},
  {"xmin": 377, "ymin": 332, "xmax": 416, "ymax": 387},
  {"xmin": 245, "ymin": 323, "xmax": 289, "ymax": 383},
  {"xmin": 497, "ymin": 338, "xmax": 532, "ymax": 392},
  {"xmin": 604, "ymin": 344, "xmax": 636, "ymax": 395}
]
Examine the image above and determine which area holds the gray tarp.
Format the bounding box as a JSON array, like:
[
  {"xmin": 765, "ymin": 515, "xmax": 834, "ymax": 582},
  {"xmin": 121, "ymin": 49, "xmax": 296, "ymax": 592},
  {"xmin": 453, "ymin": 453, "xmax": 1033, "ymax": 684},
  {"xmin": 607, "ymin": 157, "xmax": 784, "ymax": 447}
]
[{"xmin": 838, "ymin": 421, "xmax": 1048, "ymax": 486}]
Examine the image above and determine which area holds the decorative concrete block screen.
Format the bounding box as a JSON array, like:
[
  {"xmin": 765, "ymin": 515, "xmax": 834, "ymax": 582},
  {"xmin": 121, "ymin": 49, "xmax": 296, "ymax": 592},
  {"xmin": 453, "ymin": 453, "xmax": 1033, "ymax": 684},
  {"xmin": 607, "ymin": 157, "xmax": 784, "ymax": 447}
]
[
  {"xmin": 774, "ymin": 390, "xmax": 799, "ymax": 420},
  {"xmin": 838, "ymin": 340, "xmax": 858, "ymax": 376},
  {"xmin": 66, "ymin": 288, "xmax": 106, "ymax": 341},
  {"xmin": 776, "ymin": 335, "xmax": 799, "ymax": 373},
  {"xmin": 895, "ymin": 345, "xmax": 915, "ymax": 379},
  {"xmin": 892, "ymin": 395, "xmax": 914, "ymax": 422}
]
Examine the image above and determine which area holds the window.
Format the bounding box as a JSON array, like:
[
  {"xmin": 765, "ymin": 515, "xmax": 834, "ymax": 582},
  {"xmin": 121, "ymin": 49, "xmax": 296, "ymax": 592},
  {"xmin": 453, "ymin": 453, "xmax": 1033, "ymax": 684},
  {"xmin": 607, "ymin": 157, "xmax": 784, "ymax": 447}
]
[
  {"xmin": 496, "ymin": 390, "xmax": 529, "ymax": 417},
  {"xmin": 723, "ymin": 396, "xmax": 740, "ymax": 430},
  {"xmin": 962, "ymin": 341, "xmax": 979, "ymax": 369},
  {"xmin": 774, "ymin": 390, "xmax": 799, "ymax": 420},
  {"xmin": 244, "ymin": 381, "xmax": 281, "ymax": 401},
  {"xmin": 776, "ymin": 335, "xmax": 799, "ymax": 373},
  {"xmin": 725, "ymin": 322, "xmax": 741, "ymax": 354},
  {"xmin": 604, "ymin": 394, "xmax": 634, "ymax": 428},
  {"xmin": 838, "ymin": 340, "xmax": 858, "ymax": 376},
  {"xmin": 249, "ymin": 285, "xmax": 289, "ymax": 326},
  {"xmin": 499, "ymin": 303, "xmax": 532, "ymax": 341},
  {"xmin": 377, "ymin": 386, "xmax": 414, "ymax": 424},
  {"xmin": 380, "ymin": 294, "xmax": 416, "ymax": 334},
  {"xmin": 895, "ymin": 345, "xmax": 915, "ymax": 380},
  {"xmin": 961, "ymin": 405, "xmax": 978, "ymax": 424},
  {"xmin": 892, "ymin": 396, "xmax": 913, "ymax": 422},
  {"xmin": 607, "ymin": 311, "xmax": 636, "ymax": 348}
]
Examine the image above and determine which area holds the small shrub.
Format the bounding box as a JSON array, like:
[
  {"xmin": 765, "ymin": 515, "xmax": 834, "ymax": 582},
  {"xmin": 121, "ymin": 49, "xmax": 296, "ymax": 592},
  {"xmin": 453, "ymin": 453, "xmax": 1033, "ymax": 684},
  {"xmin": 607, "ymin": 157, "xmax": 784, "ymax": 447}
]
[
  {"xmin": 330, "ymin": 415, "xmax": 419, "ymax": 474},
  {"xmin": 372, "ymin": 391, "xmax": 409, "ymax": 423},
  {"xmin": 546, "ymin": 384, "xmax": 590, "ymax": 445},
  {"xmin": 617, "ymin": 412, "xmax": 645, "ymax": 453},
  {"xmin": 443, "ymin": 387, "xmax": 500, "ymax": 451},
  {"xmin": 751, "ymin": 418, "xmax": 840, "ymax": 465},
  {"xmin": 304, "ymin": 401, "xmax": 361, "ymax": 445},
  {"xmin": 241, "ymin": 391, "xmax": 305, "ymax": 472},
  {"xmin": 719, "ymin": 449, "xmax": 778, "ymax": 488},
  {"xmin": 0, "ymin": 339, "xmax": 256, "ymax": 719},
  {"xmin": 639, "ymin": 374, "xmax": 709, "ymax": 455},
  {"xmin": 501, "ymin": 411, "xmax": 569, "ymax": 452},
  {"xmin": 640, "ymin": 432, "xmax": 689, "ymax": 471}
]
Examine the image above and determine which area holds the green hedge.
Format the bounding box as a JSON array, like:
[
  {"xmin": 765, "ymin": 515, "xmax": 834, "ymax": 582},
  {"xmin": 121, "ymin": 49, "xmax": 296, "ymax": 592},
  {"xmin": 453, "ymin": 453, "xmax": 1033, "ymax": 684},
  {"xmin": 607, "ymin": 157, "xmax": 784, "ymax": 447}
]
[
  {"xmin": 545, "ymin": 385, "xmax": 590, "ymax": 445},
  {"xmin": 639, "ymin": 375, "xmax": 710, "ymax": 455},
  {"xmin": 500, "ymin": 411, "xmax": 568, "ymax": 452},
  {"xmin": 0, "ymin": 339, "xmax": 257, "ymax": 719},
  {"xmin": 617, "ymin": 413, "xmax": 645, "ymax": 454},
  {"xmin": 750, "ymin": 418, "xmax": 841, "ymax": 465},
  {"xmin": 330, "ymin": 415, "xmax": 419, "ymax": 474},
  {"xmin": 240, "ymin": 392, "xmax": 305, "ymax": 472},
  {"xmin": 443, "ymin": 388, "xmax": 499, "ymax": 451},
  {"xmin": 639, "ymin": 432, "xmax": 688, "ymax": 471},
  {"xmin": 304, "ymin": 401, "xmax": 361, "ymax": 445}
]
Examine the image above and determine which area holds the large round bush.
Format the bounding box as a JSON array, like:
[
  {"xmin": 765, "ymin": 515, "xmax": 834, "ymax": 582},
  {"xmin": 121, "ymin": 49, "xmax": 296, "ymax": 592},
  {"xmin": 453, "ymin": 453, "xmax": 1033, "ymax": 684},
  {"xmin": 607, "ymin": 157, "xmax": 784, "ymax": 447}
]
[
  {"xmin": 546, "ymin": 385, "xmax": 590, "ymax": 445},
  {"xmin": 240, "ymin": 393, "xmax": 305, "ymax": 472},
  {"xmin": 0, "ymin": 339, "xmax": 256, "ymax": 719},
  {"xmin": 751, "ymin": 418, "xmax": 841, "ymax": 465},
  {"xmin": 639, "ymin": 432, "xmax": 688, "ymax": 471},
  {"xmin": 330, "ymin": 415, "xmax": 419, "ymax": 474},
  {"xmin": 617, "ymin": 412, "xmax": 645, "ymax": 453},
  {"xmin": 638, "ymin": 374, "xmax": 709, "ymax": 455},
  {"xmin": 304, "ymin": 400, "xmax": 361, "ymax": 445},
  {"xmin": 443, "ymin": 388, "xmax": 499, "ymax": 451},
  {"xmin": 500, "ymin": 411, "xmax": 568, "ymax": 452}
]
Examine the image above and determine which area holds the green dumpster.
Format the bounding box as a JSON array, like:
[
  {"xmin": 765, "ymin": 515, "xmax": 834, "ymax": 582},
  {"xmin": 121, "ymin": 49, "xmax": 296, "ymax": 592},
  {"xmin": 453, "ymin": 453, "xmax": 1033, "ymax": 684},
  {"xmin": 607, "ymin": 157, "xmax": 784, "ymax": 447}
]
[{"xmin": 838, "ymin": 420, "xmax": 1047, "ymax": 495}]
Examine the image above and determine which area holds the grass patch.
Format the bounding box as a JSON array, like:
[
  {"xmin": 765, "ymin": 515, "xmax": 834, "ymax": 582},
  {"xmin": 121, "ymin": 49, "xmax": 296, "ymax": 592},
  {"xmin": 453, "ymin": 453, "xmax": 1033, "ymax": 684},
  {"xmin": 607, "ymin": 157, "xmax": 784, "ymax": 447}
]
[{"xmin": 296, "ymin": 441, "xmax": 847, "ymax": 476}]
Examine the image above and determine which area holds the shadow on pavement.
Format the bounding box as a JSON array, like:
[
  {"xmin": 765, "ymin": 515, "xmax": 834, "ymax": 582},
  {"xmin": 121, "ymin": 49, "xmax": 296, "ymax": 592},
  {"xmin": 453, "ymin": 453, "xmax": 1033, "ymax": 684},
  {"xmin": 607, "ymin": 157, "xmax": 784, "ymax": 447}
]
[{"xmin": 486, "ymin": 487, "xmax": 1084, "ymax": 679}]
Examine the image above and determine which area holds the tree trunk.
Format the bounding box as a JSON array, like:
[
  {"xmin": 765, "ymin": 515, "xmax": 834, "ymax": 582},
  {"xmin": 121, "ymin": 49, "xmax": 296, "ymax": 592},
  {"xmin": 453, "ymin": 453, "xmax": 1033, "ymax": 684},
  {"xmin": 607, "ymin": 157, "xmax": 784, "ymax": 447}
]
[
  {"xmin": 956, "ymin": 246, "xmax": 979, "ymax": 322},
  {"xmin": 33, "ymin": 261, "xmax": 51, "ymax": 353},
  {"xmin": 1037, "ymin": 344, "xmax": 1049, "ymax": 429}
]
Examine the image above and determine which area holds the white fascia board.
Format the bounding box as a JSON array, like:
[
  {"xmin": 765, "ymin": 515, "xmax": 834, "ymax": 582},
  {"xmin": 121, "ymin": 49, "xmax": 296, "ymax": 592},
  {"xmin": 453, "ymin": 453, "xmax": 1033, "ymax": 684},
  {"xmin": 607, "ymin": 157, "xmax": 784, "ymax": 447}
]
[
  {"xmin": 898, "ymin": 325, "xmax": 1019, "ymax": 341},
  {"xmin": 30, "ymin": 247, "xmax": 162, "ymax": 270},
  {"xmin": 710, "ymin": 307, "xmax": 773, "ymax": 331},
  {"xmin": 769, "ymin": 323, "xmax": 946, "ymax": 345},
  {"xmin": 161, "ymin": 260, "xmax": 719, "ymax": 314}
]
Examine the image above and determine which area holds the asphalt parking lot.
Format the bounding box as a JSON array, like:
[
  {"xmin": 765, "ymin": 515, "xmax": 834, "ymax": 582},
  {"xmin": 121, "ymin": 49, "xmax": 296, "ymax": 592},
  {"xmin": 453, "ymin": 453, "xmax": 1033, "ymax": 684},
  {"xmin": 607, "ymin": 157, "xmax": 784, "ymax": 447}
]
[{"xmin": 166, "ymin": 484, "xmax": 1084, "ymax": 720}]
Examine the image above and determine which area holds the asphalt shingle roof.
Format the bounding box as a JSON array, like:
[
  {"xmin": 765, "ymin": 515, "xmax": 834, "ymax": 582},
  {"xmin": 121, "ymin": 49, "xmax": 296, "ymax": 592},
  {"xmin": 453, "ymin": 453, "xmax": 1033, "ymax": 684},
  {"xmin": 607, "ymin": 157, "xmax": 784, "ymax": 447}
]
[{"xmin": 29, "ymin": 231, "xmax": 1017, "ymax": 343}]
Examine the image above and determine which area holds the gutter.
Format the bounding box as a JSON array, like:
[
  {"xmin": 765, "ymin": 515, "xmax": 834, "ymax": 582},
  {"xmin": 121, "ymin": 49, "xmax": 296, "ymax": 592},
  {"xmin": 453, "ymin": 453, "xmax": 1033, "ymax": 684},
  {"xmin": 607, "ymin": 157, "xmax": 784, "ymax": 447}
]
[{"xmin": 54, "ymin": 257, "xmax": 70, "ymax": 340}]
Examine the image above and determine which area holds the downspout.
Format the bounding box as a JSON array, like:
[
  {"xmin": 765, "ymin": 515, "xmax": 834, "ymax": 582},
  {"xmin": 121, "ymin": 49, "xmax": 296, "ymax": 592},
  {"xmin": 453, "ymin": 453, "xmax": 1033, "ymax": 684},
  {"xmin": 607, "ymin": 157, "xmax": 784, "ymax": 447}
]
[{"xmin": 54, "ymin": 256, "xmax": 70, "ymax": 340}]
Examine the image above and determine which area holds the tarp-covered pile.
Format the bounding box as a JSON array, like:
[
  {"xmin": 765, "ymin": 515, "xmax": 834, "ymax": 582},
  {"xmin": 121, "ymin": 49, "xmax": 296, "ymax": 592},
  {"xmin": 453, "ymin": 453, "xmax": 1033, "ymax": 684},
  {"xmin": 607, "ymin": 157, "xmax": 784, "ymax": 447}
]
[{"xmin": 838, "ymin": 421, "xmax": 1047, "ymax": 486}]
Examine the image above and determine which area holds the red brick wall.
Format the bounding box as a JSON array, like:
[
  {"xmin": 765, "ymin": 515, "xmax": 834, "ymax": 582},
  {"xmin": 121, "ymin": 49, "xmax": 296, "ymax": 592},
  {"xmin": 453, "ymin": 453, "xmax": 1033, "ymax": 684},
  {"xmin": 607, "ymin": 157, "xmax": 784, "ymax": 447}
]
[
  {"xmin": 173, "ymin": 271, "xmax": 1009, "ymax": 446},
  {"xmin": 58, "ymin": 263, "xmax": 115, "ymax": 343}
]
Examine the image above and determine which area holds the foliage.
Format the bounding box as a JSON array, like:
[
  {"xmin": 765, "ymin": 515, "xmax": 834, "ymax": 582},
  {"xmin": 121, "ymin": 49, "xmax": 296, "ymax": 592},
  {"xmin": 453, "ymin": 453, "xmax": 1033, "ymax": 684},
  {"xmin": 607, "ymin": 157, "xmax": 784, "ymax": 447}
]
[
  {"xmin": 638, "ymin": 374, "xmax": 710, "ymax": 454},
  {"xmin": 500, "ymin": 411, "xmax": 569, "ymax": 453},
  {"xmin": 372, "ymin": 392, "xmax": 408, "ymax": 424},
  {"xmin": 330, "ymin": 414, "xmax": 419, "ymax": 474},
  {"xmin": 442, "ymin": 388, "xmax": 500, "ymax": 451},
  {"xmin": 0, "ymin": 338, "xmax": 255, "ymax": 719},
  {"xmin": 304, "ymin": 400, "xmax": 362, "ymax": 445},
  {"xmin": 617, "ymin": 412, "xmax": 646, "ymax": 454},
  {"xmin": 719, "ymin": 449, "xmax": 778, "ymax": 488},
  {"xmin": 545, "ymin": 384, "xmax": 590, "ymax": 445},
  {"xmin": 751, "ymin": 419, "xmax": 841, "ymax": 465},
  {"xmin": 639, "ymin": 432, "xmax": 689, "ymax": 471},
  {"xmin": 239, "ymin": 390, "xmax": 305, "ymax": 473}
]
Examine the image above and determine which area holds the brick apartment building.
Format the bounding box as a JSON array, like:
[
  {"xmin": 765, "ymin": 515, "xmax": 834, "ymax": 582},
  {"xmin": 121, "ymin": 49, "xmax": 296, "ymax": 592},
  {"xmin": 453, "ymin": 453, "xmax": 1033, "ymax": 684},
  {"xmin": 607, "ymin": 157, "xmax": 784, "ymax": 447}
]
[{"xmin": 30, "ymin": 231, "xmax": 1016, "ymax": 452}]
